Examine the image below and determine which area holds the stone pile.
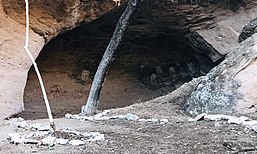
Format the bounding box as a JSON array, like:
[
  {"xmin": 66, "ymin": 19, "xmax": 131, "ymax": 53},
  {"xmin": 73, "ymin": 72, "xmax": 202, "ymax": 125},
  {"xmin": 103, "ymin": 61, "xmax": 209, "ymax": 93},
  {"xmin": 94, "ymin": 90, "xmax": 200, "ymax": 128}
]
[
  {"xmin": 189, "ymin": 113, "xmax": 257, "ymax": 133},
  {"xmin": 65, "ymin": 110, "xmax": 169, "ymax": 125},
  {"xmin": 6, "ymin": 118, "xmax": 104, "ymax": 146}
]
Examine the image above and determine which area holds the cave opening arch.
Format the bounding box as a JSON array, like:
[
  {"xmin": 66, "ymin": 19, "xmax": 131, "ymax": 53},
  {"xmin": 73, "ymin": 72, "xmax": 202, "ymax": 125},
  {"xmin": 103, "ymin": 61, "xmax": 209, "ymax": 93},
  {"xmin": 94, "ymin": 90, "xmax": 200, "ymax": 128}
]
[{"xmin": 18, "ymin": 2, "xmax": 222, "ymax": 119}]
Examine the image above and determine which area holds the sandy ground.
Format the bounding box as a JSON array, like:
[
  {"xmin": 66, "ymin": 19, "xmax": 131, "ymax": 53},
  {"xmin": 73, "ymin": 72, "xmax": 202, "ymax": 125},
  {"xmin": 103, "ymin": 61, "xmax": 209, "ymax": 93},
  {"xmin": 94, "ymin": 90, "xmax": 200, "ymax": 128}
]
[{"xmin": 2, "ymin": 78, "xmax": 257, "ymax": 153}]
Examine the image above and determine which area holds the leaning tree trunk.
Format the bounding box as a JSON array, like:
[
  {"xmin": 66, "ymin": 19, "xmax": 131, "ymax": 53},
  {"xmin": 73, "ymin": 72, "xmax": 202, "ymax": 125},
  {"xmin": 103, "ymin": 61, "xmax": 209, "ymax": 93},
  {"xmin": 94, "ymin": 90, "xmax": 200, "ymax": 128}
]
[{"xmin": 81, "ymin": 0, "xmax": 143, "ymax": 115}]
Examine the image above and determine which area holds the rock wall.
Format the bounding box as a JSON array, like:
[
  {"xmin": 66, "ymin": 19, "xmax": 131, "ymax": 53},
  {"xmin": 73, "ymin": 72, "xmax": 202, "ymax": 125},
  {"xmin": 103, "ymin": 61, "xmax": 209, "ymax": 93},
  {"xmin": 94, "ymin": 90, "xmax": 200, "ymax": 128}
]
[
  {"xmin": 2, "ymin": 0, "xmax": 119, "ymax": 42},
  {"xmin": 0, "ymin": 0, "xmax": 118, "ymax": 121},
  {"xmin": 196, "ymin": 1, "xmax": 257, "ymax": 55},
  {"xmin": 185, "ymin": 33, "xmax": 257, "ymax": 115},
  {"xmin": 1, "ymin": 0, "xmax": 257, "ymax": 121}
]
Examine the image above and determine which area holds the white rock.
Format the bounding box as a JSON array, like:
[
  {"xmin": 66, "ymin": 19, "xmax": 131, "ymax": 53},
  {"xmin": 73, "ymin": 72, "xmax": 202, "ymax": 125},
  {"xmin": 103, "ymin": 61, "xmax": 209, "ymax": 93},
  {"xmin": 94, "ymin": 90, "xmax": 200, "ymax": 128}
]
[
  {"xmin": 56, "ymin": 138, "xmax": 69, "ymax": 145},
  {"xmin": 110, "ymin": 115, "xmax": 127, "ymax": 120},
  {"xmin": 146, "ymin": 119, "xmax": 159, "ymax": 122},
  {"xmin": 81, "ymin": 116, "xmax": 94, "ymax": 121},
  {"xmin": 102, "ymin": 110, "xmax": 110, "ymax": 116},
  {"xmin": 41, "ymin": 136, "xmax": 56, "ymax": 146},
  {"xmin": 97, "ymin": 116, "xmax": 111, "ymax": 121},
  {"xmin": 65, "ymin": 113, "xmax": 73, "ymax": 118},
  {"xmin": 69, "ymin": 140, "xmax": 85, "ymax": 146},
  {"xmin": 84, "ymin": 132, "xmax": 99, "ymax": 136},
  {"xmin": 30, "ymin": 123, "xmax": 42, "ymax": 130},
  {"xmin": 18, "ymin": 117, "xmax": 24, "ymax": 121},
  {"xmin": 188, "ymin": 113, "xmax": 207, "ymax": 122},
  {"xmin": 94, "ymin": 113, "xmax": 103, "ymax": 119},
  {"xmin": 188, "ymin": 118, "xmax": 194, "ymax": 122},
  {"xmin": 251, "ymin": 126, "xmax": 257, "ymax": 132},
  {"xmin": 126, "ymin": 114, "xmax": 139, "ymax": 121},
  {"xmin": 138, "ymin": 119, "xmax": 147, "ymax": 122},
  {"xmin": 242, "ymin": 120, "xmax": 257, "ymax": 127},
  {"xmin": 34, "ymin": 131, "xmax": 49, "ymax": 137},
  {"xmin": 87, "ymin": 133, "xmax": 105, "ymax": 142},
  {"xmin": 5, "ymin": 118, "xmax": 24, "ymax": 126},
  {"xmin": 228, "ymin": 116, "xmax": 249, "ymax": 124},
  {"xmin": 25, "ymin": 132, "xmax": 35, "ymax": 139},
  {"xmin": 160, "ymin": 119, "xmax": 169, "ymax": 124},
  {"xmin": 85, "ymin": 132, "xmax": 105, "ymax": 141},
  {"xmin": 18, "ymin": 121, "xmax": 28, "ymax": 128},
  {"xmin": 204, "ymin": 115, "xmax": 234, "ymax": 121},
  {"xmin": 8, "ymin": 133, "xmax": 25, "ymax": 144},
  {"xmin": 94, "ymin": 110, "xmax": 111, "ymax": 119}
]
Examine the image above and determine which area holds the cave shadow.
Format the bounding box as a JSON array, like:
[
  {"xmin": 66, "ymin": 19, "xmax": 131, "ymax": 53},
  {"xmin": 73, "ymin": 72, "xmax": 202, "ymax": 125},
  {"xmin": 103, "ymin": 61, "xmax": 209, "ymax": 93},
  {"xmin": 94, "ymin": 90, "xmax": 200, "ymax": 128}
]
[{"xmin": 18, "ymin": 2, "xmax": 220, "ymax": 119}]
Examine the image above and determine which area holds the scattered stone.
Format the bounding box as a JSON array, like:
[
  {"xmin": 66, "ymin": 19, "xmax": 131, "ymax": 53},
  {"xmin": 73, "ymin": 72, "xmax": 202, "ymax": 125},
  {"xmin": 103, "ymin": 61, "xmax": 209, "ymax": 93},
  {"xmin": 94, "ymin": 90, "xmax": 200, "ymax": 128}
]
[
  {"xmin": 97, "ymin": 116, "xmax": 111, "ymax": 121},
  {"xmin": 65, "ymin": 113, "xmax": 73, "ymax": 119},
  {"xmin": 66, "ymin": 112, "xmax": 141, "ymax": 122},
  {"xmin": 242, "ymin": 120, "xmax": 257, "ymax": 127},
  {"xmin": 38, "ymin": 126, "xmax": 51, "ymax": 131},
  {"xmin": 110, "ymin": 115, "xmax": 126, "ymax": 120},
  {"xmin": 18, "ymin": 121, "xmax": 28, "ymax": 128},
  {"xmin": 146, "ymin": 119, "xmax": 159, "ymax": 122},
  {"xmin": 94, "ymin": 110, "xmax": 110, "ymax": 119},
  {"xmin": 56, "ymin": 138, "xmax": 69, "ymax": 145},
  {"xmin": 251, "ymin": 126, "xmax": 257, "ymax": 133},
  {"xmin": 188, "ymin": 113, "xmax": 207, "ymax": 122},
  {"xmin": 204, "ymin": 115, "xmax": 234, "ymax": 121},
  {"xmin": 30, "ymin": 123, "xmax": 42, "ymax": 130},
  {"xmin": 18, "ymin": 117, "xmax": 25, "ymax": 121},
  {"xmin": 85, "ymin": 132, "xmax": 105, "ymax": 142},
  {"xmin": 125, "ymin": 114, "xmax": 139, "ymax": 121},
  {"xmin": 25, "ymin": 132, "xmax": 35, "ymax": 139},
  {"xmin": 5, "ymin": 117, "xmax": 25, "ymax": 126},
  {"xmin": 8, "ymin": 133, "xmax": 25, "ymax": 144},
  {"xmin": 41, "ymin": 136, "xmax": 56, "ymax": 146},
  {"xmin": 69, "ymin": 140, "xmax": 85, "ymax": 146},
  {"xmin": 228, "ymin": 116, "xmax": 249, "ymax": 124},
  {"xmin": 138, "ymin": 119, "xmax": 147, "ymax": 122},
  {"xmin": 80, "ymin": 116, "xmax": 94, "ymax": 121},
  {"xmin": 160, "ymin": 119, "xmax": 169, "ymax": 124},
  {"xmin": 34, "ymin": 131, "xmax": 49, "ymax": 137}
]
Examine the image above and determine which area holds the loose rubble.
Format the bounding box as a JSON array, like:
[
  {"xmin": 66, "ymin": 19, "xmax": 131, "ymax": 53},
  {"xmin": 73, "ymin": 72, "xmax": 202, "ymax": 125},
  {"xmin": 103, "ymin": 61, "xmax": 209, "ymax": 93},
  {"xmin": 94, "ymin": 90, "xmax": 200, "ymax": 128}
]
[
  {"xmin": 189, "ymin": 113, "xmax": 257, "ymax": 134},
  {"xmin": 41, "ymin": 136, "xmax": 56, "ymax": 146},
  {"xmin": 5, "ymin": 110, "xmax": 169, "ymax": 146},
  {"xmin": 5, "ymin": 117, "xmax": 105, "ymax": 146},
  {"xmin": 8, "ymin": 133, "xmax": 24, "ymax": 144},
  {"xmin": 56, "ymin": 138, "xmax": 69, "ymax": 145},
  {"xmin": 65, "ymin": 110, "xmax": 169, "ymax": 125},
  {"xmin": 69, "ymin": 140, "xmax": 84, "ymax": 146}
]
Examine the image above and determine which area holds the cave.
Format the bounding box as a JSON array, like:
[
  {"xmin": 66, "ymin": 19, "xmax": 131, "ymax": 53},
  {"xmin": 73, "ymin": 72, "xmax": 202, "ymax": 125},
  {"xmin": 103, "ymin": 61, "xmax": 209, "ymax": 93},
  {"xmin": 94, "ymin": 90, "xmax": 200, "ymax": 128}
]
[{"xmin": 18, "ymin": 2, "xmax": 221, "ymax": 119}]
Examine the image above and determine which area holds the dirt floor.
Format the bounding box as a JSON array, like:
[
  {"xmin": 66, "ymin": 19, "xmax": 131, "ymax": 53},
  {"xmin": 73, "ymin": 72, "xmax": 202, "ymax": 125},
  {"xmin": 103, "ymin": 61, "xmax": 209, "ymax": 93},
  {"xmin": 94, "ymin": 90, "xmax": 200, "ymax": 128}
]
[{"xmin": 2, "ymin": 78, "xmax": 257, "ymax": 153}]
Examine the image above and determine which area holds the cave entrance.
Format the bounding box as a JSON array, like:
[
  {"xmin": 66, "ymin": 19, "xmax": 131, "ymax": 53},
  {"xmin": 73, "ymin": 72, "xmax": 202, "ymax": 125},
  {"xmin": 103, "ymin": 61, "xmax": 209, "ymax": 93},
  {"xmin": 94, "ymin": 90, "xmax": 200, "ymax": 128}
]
[{"xmin": 19, "ymin": 3, "xmax": 220, "ymax": 119}]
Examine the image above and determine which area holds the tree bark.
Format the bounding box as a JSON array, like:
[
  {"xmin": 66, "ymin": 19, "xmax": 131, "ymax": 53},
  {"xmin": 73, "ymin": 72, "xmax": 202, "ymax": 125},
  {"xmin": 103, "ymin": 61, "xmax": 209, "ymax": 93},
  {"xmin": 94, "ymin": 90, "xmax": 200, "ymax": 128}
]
[{"xmin": 81, "ymin": 0, "xmax": 143, "ymax": 115}]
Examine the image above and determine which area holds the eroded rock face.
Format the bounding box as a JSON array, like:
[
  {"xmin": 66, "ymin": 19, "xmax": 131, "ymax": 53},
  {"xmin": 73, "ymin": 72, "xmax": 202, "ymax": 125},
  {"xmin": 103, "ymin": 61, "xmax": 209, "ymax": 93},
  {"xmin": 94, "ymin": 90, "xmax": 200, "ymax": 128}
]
[
  {"xmin": 0, "ymin": 0, "xmax": 118, "ymax": 121},
  {"xmin": 0, "ymin": 1, "xmax": 45, "ymax": 120},
  {"xmin": 238, "ymin": 17, "xmax": 257, "ymax": 43},
  {"xmin": 185, "ymin": 34, "xmax": 257, "ymax": 115},
  {"xmin": 2, "ymin": 0, "xmax": 119, "ymax": 42},
  {"xmin": 1, "ymin": 0, "xmax": 257, "ymax": 121}
]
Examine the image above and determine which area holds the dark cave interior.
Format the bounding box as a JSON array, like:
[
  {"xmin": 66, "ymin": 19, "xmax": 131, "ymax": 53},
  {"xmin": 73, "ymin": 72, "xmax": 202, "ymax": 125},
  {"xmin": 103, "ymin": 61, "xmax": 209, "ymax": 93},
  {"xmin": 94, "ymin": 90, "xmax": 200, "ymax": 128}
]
[{"xmin": 18, "ymin": 3, "xmax": 220, "ymax": 119}]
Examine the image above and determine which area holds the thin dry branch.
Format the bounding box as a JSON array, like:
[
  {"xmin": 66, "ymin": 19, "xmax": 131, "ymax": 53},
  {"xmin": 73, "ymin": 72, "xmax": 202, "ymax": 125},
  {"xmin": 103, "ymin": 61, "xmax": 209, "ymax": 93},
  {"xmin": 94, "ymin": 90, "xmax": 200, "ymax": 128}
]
[{"xmin": 24, "ymin": 0, "xmax": 55, "ymax": 131}]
